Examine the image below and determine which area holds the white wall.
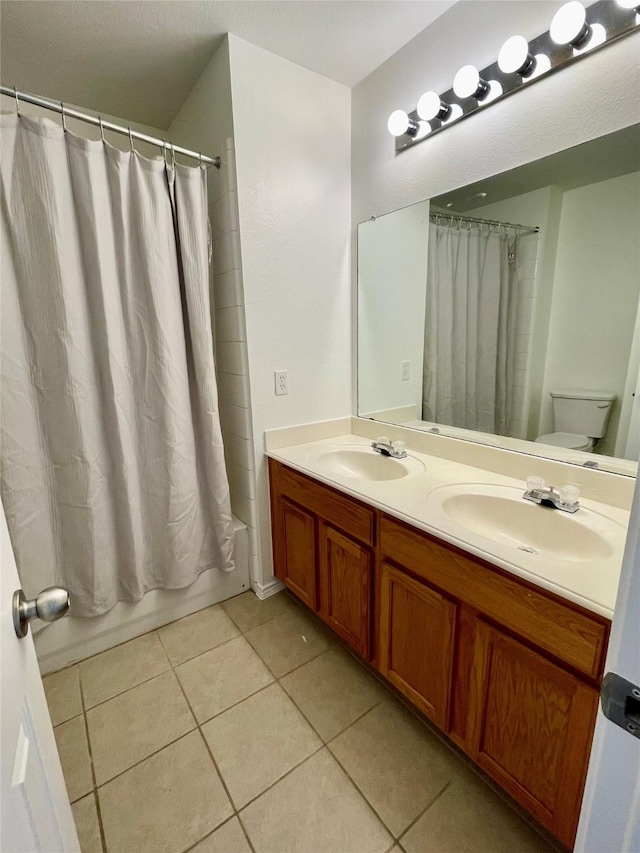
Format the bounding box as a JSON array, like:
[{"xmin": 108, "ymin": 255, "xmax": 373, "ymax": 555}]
[
  {"xmin": 228, "ymin": 35, "xmax": 352, "ymax": 592},
  {"xmin": 540, "ymin": 172, "xmax": 640, "ymax": 455},
  {"xmin": 358, "ymin": 200, "xmax": 429, "ymax": 417}
]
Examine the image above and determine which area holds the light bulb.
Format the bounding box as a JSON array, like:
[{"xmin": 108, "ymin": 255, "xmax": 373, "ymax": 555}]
[
  {"xmin": 550, "ymin": 1, "xmax": 591, "ymax": 46},
  {"xmin": 387, "ymin": 109, "xmax": 417, "ymax": 137},
  {"xmin": 616, "ymin": 0, "xmax": 640, "ymax": 8},
  {"xmin": 572, "ymin": 22, "xmax": 607, "ymax": 53},
  {"xmin": 417, "ymin": 91, "xmax": 451, "ymax": 122},
  {"xmin": 413, "ymin": 121, "xmax": 431, "ymax": 140},
  {"xmin": 529, "ymin": 54, "xmax": 551, "ymax": 78},
  {"xmin": 453, "ymin": 65, "xmax": 489, "ymax": 100},
  {"xmin": 498, "ymin": 35, "xmax": 536, "ymax": 76},
  {"xmin": 442, "ymin": 104, "xmax": 463, "ymax": 124}
]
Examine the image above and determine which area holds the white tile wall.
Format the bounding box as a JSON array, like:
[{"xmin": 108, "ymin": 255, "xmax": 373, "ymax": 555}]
[
  {"xmin": 509, "ymin": 232, "xmax": 540, "ymax": 439},
  {"xmin": 210, "ymin": 138, "xmax": 258, "ymax": 580}
]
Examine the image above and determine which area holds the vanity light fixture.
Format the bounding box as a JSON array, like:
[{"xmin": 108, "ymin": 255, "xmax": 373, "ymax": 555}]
[
  {"xmin": 498, "ymin": 35, "xmax": 537, "ymax": 76},
  {"xmin": 453, "ymin": 65, "xmax": 489, "ymax": 100},
  {"xmin": 550, "ymin": 1, "xmax": 592, "ymax": 46},
  {"xmin": 417, "ymin": 91, "xmax": 451, "ymax": 122},
  {"xmin": 390, "ymin": 0, "xmax": 638, "ymax": 153},
  {"xmin": 387, "ymin": 109, "xmax": 419, "ymax": 137}
]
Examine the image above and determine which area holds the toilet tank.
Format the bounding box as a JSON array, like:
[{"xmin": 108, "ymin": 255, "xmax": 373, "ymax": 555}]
[{"xmin": 551, "ymin": 390, "xmax": 616, "ymax": 438}]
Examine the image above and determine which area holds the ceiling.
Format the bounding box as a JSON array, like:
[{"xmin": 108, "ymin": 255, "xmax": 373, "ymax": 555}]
[{"xmin": 0, "ymin": 0, "xmax": 455, "ymax": 130}]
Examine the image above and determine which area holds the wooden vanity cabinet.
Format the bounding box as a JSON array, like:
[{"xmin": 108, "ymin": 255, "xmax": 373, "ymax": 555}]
[
  {"xmin": 269, "ymin": 458, "xmax": 374, "ymax": 657},
  {"xmin": 268, "ymin": 459, "xmax": 610, "ymax": 848},
  {"xmin": 379, "ymin": 561, "xmax": 456, "ymax": 729}
]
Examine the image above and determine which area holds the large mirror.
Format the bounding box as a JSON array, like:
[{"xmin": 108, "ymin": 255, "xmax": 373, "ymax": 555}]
[{"xmin": 357, "ymin": 125, "xmax": 640, "ymax": 476}]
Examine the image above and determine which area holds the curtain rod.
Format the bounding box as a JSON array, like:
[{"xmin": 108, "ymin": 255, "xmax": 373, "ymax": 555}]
[
  {"xmin": 430, "ymin": 210, "xmax": 539, "ymax": 234},
  {"xmin": 1, "ymin": 85, "xmax": 221, "ymax": 169}
]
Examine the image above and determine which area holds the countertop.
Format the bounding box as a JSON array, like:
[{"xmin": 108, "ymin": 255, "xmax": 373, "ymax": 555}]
[{"xmin": 267, "ymin": 434, "xmax": 630, "ymax": 620}]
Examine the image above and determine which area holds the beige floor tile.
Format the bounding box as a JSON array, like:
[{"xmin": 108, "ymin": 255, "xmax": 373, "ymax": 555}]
[
  {"xmin": 222, "ymin": 589, "xmax": 298, "ymax": 633},
  {"xmin": 244, "ymin": 607, "xmax": 332, "ymax": 677},
  {"xmin": 54, "ymin": 716, "xmax": 93, "ymax": 803},
  {"xmin": 43, "ymin": 666, "xmax": 83, "ymax": 726},
  {"xmin": 191, "ymin": 817, "xmax": 252, "ymax": 853},
  {"xmin": 71, "ymin": 793, "xmax": 103, "ymax": 853},
  {"xmin": 329, "ymin": 700, "xmax": 462, "ymax": 837},
  {"xmin": 157, "ymin": 604, "xmax": 240, "ymax": 665},
  {"xmin": 281, "ymin": 646, "xmax": 387, "ymax": 740},
  {"xmin": 99, "ymin": 731, "xmax": 232, "ymax": 853},
  {"xmin": 176, "ymin": 636, "xmax": 274, "ymax": 723},
  {"xmin": 241, "ymin": 748, "xmax": 393, "ymax": 853},
  {"xmin": 400, "ymin": 770, "xmax": 556, "ymax": 853},
  {"xmin": 79, "ymin": 632, "xmax": 170, "ymax": 708},
  {"xmin": 87, "ymin": 670, "xmax": 195, "ymax": 784},
  {"xmin": 202, "ymin": 682, "xmax": 321, "ymax": 808}
]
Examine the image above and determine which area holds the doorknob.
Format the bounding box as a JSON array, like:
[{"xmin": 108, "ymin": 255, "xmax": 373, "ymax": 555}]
[{"xmin": 12, "ymin": 587, "xmax": 70, "ymax": 639}]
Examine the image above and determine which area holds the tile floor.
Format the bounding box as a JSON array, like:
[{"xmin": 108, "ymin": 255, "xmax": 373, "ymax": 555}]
[{"xmin": 44, "ymin": 590, "xmax": 559, "ymax": 853}]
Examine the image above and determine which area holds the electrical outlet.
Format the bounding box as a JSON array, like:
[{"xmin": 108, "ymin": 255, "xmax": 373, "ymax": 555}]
[
  {"xmin": 401, "ymin": 361, "xmax": 410, "ymax": 381},
  {"xmin": 274, "ymin": 370, "xmax": 288, "ymax": 396}
]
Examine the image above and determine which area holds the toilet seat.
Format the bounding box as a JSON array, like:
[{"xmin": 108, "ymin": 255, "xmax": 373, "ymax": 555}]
[{"xmin": 535, "ymin": 432, "xmax": 593, "ymax": 451}]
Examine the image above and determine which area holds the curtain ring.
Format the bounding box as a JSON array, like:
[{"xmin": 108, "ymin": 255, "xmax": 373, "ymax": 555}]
[
  {"xmin": 171, "ymin": 143, "xmax": 176, "ymax": 169},
  {"xmin": 14, "ymin": 85, "xmax": 20, "ymax": 117},
  {"xmin": 162, "ymin": 139, "xmax": 167, "ymax": 166},
  {"xmin": 199, "ymin": 151, "xmax": 203, "ymax": 169},
  {"xmin": 98, "ymin": 116, "xmax": 106, "ymax": 144},
  {"xmin": 60, "ymin": 102, "xmax": 67, "ymax": 132},
  {"xmin": 128, "ymin": 126, "xmax": 135, "ymax": 153}
]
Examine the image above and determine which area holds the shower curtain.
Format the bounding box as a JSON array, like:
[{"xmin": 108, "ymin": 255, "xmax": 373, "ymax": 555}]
[
  {"xmin": 0, "ymin": 113, "xmax": 234, "ymax": 617},
  {"xmin": 422, "ymin": 220, "xmax": 518, "ymax": 435}
]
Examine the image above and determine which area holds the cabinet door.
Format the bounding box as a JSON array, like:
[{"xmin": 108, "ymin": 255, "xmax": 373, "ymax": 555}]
[
  {"xmin": 273, "ymin": 497, "xmax": 317, "ymax": 609},
  {"xmin": 319, "ymin": 524, "xmax": 372, "ymax": 657},
  {"xmin": 467, "ymin": 621, "xmax": 599, "ymax": 848},
  {"xmin": 379, "ymin": 561, "xmax": 456, "ymax": 729}
]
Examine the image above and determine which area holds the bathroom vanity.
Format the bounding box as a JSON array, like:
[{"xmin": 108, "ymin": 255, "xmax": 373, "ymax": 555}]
[{"xmin": 267, "ymin": 431, "xmax": 630, "ymax": 848}]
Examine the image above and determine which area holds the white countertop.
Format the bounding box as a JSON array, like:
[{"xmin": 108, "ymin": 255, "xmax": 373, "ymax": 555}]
[{"xmin": 267, "ymin": 434, "xmax": 630, "ymax": 620}]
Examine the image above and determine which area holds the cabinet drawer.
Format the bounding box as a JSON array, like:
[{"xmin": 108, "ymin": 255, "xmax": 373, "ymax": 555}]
[
  {"xmin": 270, "ymin": 460, "xmax": 375, "ymax": 546},
  {"xmin": 380, "ymin": 515, "xmax": 608, "ymax": 680}
]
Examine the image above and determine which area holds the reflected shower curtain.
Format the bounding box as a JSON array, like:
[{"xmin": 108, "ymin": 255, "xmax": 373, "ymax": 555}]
[
  {"xmin": 0, "ymin": 113, "xmax": 234, "ymax": 617},
  {"xmin": 423, "ymin": 221, "xmax": 518, "ymax": 435}
]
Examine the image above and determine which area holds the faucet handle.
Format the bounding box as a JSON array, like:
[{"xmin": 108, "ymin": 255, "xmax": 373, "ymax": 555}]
[
  {"xmin": 559, "ymin": 484, "xmax": 580, "ymax": 506},
  {"xmin": 392, "ymin": 440, "xmax": 405, "ymax": 454},
  {"xmin": 375, "ymin": 436, "xmax": 390, "ymax": 445},
  {"xmin": 526, "ymin": 476, "xmax": 545, "ymax": 492}
]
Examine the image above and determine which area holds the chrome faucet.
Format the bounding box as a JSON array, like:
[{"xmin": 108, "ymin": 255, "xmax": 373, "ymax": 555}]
[
  {"xmin": 523, "ymin": 477, "xmax": 580, "ymax": 513},
  {"xmin": 371, "ymin": 437, "xmax": 407, "ymax": 459}
]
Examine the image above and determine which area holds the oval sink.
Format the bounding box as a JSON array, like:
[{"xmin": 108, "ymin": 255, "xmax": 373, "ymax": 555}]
[
  {"xmin": 428, "ymin": 484, "xmax": 623, "ymax": 563},
  {"xmin": 316, "ymin": 448, "xmax": 426, "ymax": 482}
]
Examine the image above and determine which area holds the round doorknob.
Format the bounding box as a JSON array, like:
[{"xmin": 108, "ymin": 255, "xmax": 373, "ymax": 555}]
[{"xmin": 12, "ymin": 587, "xmax": 70, "ymax": 639}]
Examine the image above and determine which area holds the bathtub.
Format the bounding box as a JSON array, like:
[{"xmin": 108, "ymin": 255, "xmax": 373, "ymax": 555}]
[{"xmin": 34, "ymin": 516, "xmax": 250, "ymax": 675}]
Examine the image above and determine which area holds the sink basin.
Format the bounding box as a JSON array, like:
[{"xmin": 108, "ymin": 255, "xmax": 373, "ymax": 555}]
[
  {"xmin": 428, "ymin": 484, "xmax": 623, "ymax": 562},
  {"xmin": 315, "ymin": 448, "xmax": 426, "ymax": 482}
]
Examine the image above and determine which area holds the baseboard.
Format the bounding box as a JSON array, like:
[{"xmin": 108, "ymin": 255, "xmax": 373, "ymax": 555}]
[{"xmin": 252, "ymin": 577, "xmax": 285, "ymax": 600}]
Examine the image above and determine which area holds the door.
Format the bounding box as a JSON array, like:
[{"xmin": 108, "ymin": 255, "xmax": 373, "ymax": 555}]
[
  {"xmin": 379, "ymin": 561, "xmax": 456, "ymax": 729},
  {"xmin": 467, "ymin": 620, "xmax": 598, "ymax": 848},
  {"xmin": 575, "ymin": 476, "xmax": 640, "ymax": 852},
  {"xmin": 273, "ymin": 497, "xmax": 317, "ymax": 609},
  {"xmin": 0, "ymin": 501, "xmax": 80, "ymax": 852},
  {"xmin": 318, "ymin": 524, "xmax": 372, "ymax": 657}
]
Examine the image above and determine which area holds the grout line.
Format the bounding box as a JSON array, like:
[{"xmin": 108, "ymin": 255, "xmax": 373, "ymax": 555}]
[
  {"xmin": 396, "ymin": 778, "xmax": 455, "ymax": 845},
  {"xmin": 77, "ymin": 674, "xmax": 107, "ymax": 853}
]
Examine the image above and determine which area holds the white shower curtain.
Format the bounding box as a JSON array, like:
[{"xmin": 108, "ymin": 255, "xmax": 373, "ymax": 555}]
[
  {"xmin": 0, "ymin": 113, "xmax": 234, "ymax": 617},
  {"xmin": 422, "ymin": 221, "xmax": 518, "ymax": 435}
]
